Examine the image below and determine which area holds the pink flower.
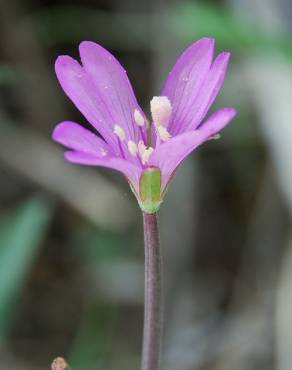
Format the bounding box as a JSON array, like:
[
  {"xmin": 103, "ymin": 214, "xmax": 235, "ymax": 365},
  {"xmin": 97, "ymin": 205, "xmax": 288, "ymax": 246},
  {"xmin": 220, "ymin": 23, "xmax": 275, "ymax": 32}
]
[{"xmin": 52, "ymin": 38, "xmax": 236, "ymax": 212}]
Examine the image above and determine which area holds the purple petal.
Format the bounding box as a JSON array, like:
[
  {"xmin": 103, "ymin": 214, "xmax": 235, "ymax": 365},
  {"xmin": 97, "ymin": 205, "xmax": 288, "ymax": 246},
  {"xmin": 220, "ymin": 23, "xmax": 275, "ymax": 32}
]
[
  {"xmin": 198, "ymin": 107, "xmax": 236, "ymax": 135},
  {"xmin": 149, "ymin": 107, "xmax": 236, "ymax": 190},
  {"xmin": 52, "ymin": 121, "xmax": 112, "ymax": 156},
  {"xmin": 55, "ymin": 55, "xmax": 117, "ymax": 152},
  {"xmin": 55, "ymin": 42, "xmax": 144, "ymax": 161},
  {"xmin": 65, "ymin": 151, "xmax": 142, "ymax": 192},
  {"xmin": 181, "ymin": 52, "xmax": 231, "ymax": 132},
  {"xmin": 161, "ymin": 38, "xmax": 214, "ymax": 135},
  {"xmin": 79, "ymin": 41, "xmax": 142, "ymax": 144}
]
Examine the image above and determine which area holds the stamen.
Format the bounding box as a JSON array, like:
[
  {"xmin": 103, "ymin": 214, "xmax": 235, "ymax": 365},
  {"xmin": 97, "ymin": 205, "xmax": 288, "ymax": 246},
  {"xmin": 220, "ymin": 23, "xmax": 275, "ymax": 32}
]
[
  {"xmin": 113, "ymin": 124, "xmax": 126, "ymax": 141},
  {"xmin": 114, "ymin": 124, "xmax": 126, "ymax": 158},
  {"xmin": 127, "ymin": 140, "xmax": 138, "ymax": 157},
  {"xmin": 138, "ymin": 140, "xmax": 153, "ymax": 165},
  {"xmin": 150, "ymin": 96, "xmax": 172, "ymax": 128},
  {"xmin": 138, "ymin": 140, "xmax": 146, "ymax": 155},
  {"xmin": 157, "ymin": 125, "xmax": 171, "ymax": 141},
  {"xmin": 134, "ymin": 109, "xmax": 145, "ymax": 127}
]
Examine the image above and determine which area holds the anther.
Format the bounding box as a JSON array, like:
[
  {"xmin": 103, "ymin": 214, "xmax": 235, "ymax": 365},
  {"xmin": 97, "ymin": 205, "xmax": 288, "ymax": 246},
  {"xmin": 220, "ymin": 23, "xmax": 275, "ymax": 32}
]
[
  {"xmin": 157, "ymin": 125, "xmax": 171, "ymax": 141},
  {"xmin": 113, "ymin": 124, "xmax": 125, "ymax": 141},
  {"xmin": 138, "ymin": 140, "xmax": 153, "ymax": 165},
  {"xmin": 127, "ymin": 140, "xmax": 138, "ymax": 157},
  {"xmin": 134, "ymin": 109, "xmax": 145, "ymax": 127},
  {"xmin": 150, "ymin": 96, "xmax": 172, "ymax": 128}
]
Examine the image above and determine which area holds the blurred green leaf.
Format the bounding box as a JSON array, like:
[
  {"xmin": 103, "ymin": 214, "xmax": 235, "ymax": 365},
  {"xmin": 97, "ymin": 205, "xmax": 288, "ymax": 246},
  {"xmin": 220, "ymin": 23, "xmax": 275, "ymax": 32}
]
[
  {"xmin": 32, "ymin": 3, "xmax": 292, "ymax": 58},
  {"xmin": 0, "ymin": 197, "xmax": 53, "ymax": 336},
  {"xmin": 74, "ymin": 226, "xmax": 135, "ymax": 266},
  {"xmin": 33, "ymin": 6, "xmax": 153, "ymax": 51},
  {"xmin": 69, "ymin": 304, "xmax": 115, "ymax": 370},
  {"xmin": 0, "ymin": 64, "xmax": 16, "ymax": 84},
  {"xmin": 171, "ymin": 2, "xmax": 292, "ymax": 58}
]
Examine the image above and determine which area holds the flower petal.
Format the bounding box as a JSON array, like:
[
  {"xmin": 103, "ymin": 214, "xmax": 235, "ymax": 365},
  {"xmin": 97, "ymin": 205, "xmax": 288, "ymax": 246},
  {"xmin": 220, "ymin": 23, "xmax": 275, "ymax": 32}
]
[
  {"xmin": 161, "ymin": 38, "xmax": 214, "ymax": 136},
  {"xmin": 198, "ymin": 107, "xmax": 236, "ymax": 135},
  {"xmin": 79, "ymin": 41, "xmax": 143, "ymax": 144},
  {"xmin": 55, "ymin": 55, "xmax": 119, "ymax": 153},
  {"xmin": 177, "ymin": 52, "xmax": 231, "ymax": 133},
  {"xmin": 149, "ymin": 107, "xmax": 236, "ymax": 190},
  {"xmin": 55, "ymin": 42, "xmax": 144, "ymax": 163},
  {"xmin": 64, "ymin": 151, "xmax": 142, "ymax": 192},
  {"xmin": 52, "ymin": 121, "xmax": 111, "ymax": 156}
]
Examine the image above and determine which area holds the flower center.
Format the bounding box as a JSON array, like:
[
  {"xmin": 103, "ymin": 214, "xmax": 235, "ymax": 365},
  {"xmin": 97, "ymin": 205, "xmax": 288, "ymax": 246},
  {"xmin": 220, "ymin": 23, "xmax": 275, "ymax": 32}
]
[{"xmin": 113, "ymin": 97, "xmax": 172, "ymax": 165}]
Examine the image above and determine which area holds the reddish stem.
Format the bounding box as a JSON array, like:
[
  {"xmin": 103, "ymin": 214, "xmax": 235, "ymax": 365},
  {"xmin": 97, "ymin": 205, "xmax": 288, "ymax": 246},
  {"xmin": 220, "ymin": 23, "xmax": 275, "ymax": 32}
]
[{"xmin": 141, "ymin": 212, "xmax": 163, "ymax": 370}]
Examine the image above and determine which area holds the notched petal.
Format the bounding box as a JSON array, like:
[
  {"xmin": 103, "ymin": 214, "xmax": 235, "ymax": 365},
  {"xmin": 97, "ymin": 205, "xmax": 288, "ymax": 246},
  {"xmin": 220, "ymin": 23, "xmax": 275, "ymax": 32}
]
[{"xmin": 52, "ymin": 121, "xmax": 110, "ymax": 156}]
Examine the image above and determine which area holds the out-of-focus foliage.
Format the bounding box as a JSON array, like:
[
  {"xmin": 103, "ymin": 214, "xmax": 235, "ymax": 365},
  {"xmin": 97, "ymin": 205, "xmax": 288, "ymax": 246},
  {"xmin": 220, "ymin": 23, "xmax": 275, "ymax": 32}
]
[
  {"xmin": 0, "ymin": 64, "xmax": 16, "ymax": 84},
  {"xmin": 0, "ymin": 197, "xmax": 52, "ymax": 337},
  {"xmin": 172, "ymin": 3, "xmax": 292, "ymax": 57},
  {"xmin": 69, "ymin": 304, "xmax": 115, "ymax": 370},
  {"xmin": 33, "ymin": 6, "xmax": 152, "ymax": 51}
]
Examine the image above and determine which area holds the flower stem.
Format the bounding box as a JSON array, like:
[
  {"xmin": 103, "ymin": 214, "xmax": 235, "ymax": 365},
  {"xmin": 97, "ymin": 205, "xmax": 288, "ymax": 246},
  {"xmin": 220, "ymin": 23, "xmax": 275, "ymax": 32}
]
[{"xmin": 141, "ymin": 212, "xmax": 163, "ymax": 370}]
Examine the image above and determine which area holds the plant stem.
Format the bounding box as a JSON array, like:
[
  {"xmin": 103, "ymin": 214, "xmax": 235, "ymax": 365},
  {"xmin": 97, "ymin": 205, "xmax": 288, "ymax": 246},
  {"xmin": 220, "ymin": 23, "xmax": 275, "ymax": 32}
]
[{"xmin": 141, "ymin": 212, "xmax": 163, "ymax": 370}]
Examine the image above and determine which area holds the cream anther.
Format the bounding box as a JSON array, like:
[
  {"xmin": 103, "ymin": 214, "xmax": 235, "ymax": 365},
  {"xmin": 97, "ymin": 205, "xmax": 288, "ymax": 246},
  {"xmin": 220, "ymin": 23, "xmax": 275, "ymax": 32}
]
[
  {"xmin": 134, "ymin": 109, "xmax": 145, "ymax": 127},
  {"xmin": 113, "ymin": 124, "xmax": 125, "ymax": 141},
  {"xmin": 150, "ymin": 96, "xmax": 172, "ymax": 128},
  {"xmin": 127, "ymin": 140, "xmax": 138, "ymax": 156},
  {"xmin": 157, "ymin": 125, "xmax": 171, "ymax": 141},
  {"xmin": 138, "ymin": 140, "xmax": 153, "ymax": 165}
]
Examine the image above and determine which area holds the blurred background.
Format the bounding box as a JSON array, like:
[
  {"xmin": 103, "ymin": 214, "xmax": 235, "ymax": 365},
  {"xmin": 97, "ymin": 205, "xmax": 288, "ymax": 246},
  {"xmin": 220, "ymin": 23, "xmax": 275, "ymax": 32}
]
[{"xmin": 0, "ymin": 0, "xmax": 292, "ymax": 369}]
